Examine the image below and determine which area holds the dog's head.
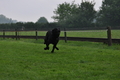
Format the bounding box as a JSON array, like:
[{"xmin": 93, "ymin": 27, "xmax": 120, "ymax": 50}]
[{"xmin": 52, "ymin": 28, "xmax": 60, "ymax": 38}]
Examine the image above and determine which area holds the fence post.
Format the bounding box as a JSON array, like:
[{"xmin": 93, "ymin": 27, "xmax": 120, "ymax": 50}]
[
  {"xmin": 64, "ymin": 28, "xmax": 67, "ymax": 43},
  {"xmin": 35, "ymin": 29, "xmax": 38, "ymax": 40},
  {"xmin": 3, "ymin": 30, "xmax": 5, "ymax": 39},
  {"xmin": 107, "ymin": 26, "xmax": 112, "ymax": 46},
  {"xmin": 15, "ymin": 29, "xmax": 18, "ymax": 40}
]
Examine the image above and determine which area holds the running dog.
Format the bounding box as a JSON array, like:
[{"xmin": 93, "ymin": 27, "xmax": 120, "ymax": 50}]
[{"xmin": 44, "ymin": 28, "xmax": 60, "ymax": 53}]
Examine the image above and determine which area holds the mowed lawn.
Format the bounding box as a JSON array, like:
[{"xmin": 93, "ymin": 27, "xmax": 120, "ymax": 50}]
[{"xmin": 0, "ymin": 39, "xmax": 120, "ymax": 80}]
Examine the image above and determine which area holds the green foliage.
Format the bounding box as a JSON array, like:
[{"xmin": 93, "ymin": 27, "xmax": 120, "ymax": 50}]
[
  {"xmin": 52, "ymin": 1, "xmax": 78, "ymax": 22},
  {"xmin": 97, "ymin": 0, "xmax": 120, "ymax": 26},
  {"xmin": 52, "ymin": 1, "xmax": 96, "ymax": 28},
  {"xmin": 78, "ymin": 1, "xmax": 96, "ymax": 27},
  {"xmin": 0, "ymin": 39, "xmax": 120, "ymax": 80},
  {"xmin": 0, "ymin": 22, "xmax": 58, "ymax": 30}
]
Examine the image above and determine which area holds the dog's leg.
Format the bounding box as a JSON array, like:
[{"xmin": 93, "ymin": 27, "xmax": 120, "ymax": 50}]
[
  {"xmin": 51, "ymin": 44, "xmax": 56, "ymax": 53},
  {"xmin": 44, "ymin": 44, "xmax": 49, "ymax": 50},
  {"xmin": 55, "ymin": 47, "xmax": 59, "ymax": 50},
  {"xmin": 51, "ymin": 44, "xmax": 59, "ymax": 53}
]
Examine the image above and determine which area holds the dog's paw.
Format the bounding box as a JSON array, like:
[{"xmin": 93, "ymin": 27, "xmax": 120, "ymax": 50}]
[
  {"xmin": 44, "ymin": 47, "xmax": 49, "ymax": 50},
  {"xmin": 56, "ymin": 47, "xmax": 59, "ymax": 50}
]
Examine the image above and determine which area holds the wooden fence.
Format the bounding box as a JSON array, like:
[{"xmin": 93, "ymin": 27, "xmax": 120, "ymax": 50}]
[{"xmin": 0, "ymin": 27, "xmax": 120, "ymax": 46}]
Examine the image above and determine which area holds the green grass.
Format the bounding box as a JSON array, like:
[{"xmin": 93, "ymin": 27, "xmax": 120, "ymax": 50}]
[
  {"xmin": 0, "ymin": 39, "xmax": 120, "ymax": 80},
  {"xmin": 111, "ymin": 30, "xmax": 120, "ymax": 39},
  {"xmin": 1, "ymin": 30, "xmax": 120, "ymax": 39},
  {"xmin": 63, "ymin": 30, "xmax": 107, "ymax": 38}
]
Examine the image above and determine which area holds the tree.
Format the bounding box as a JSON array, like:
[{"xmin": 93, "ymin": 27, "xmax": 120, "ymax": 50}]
[
  {"xmin": 98, "ymin": 0, "xmax": 120, "ymax": 26},
  {"xmin": 36, "ymin": 17, "xmax": 48, "ymax": 23},
  {"xmin": 67, "ymin": 1, "xmax": 96, "ymax": 27},
  {"xmin": 0, "ymin": 14, "xmax": 17, "ymax": 24},
  {"xmin": 79, "ymin": 1, "xmax": 96, "ymax": 27},
  {"xmin": 52, "ymin": 0, "xmax": 96, "ymax": 28},
  {"xmin": 52, "ymin": 1, "xmax": 78, "ymax": 22}
]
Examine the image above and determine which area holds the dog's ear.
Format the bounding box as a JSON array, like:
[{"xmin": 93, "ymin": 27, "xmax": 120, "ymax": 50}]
[
  {"xmin": 52, "ymin": 28, "xmax": 59, "ymax": 33},
  {"xmin": 58, "ymin": 28, "xmax": 60, "ymax": 31},
  {"xmin": 52, "ymin": 28, "xmax": 61, "ymax": 34}
]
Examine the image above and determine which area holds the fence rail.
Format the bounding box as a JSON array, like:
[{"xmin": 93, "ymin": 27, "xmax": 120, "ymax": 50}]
[
  {"xmin": 0, "ymin": 35, "xmax": 120, "ymax": 44},
  {"xmin": 0, "ymin": 27, "xmax": 120, "ymax": 46}
]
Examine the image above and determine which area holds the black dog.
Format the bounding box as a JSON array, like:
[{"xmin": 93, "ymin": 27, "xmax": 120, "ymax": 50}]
[{"xmin": 44, "ymin": 28, "xmax": 60, "ymax": 53}]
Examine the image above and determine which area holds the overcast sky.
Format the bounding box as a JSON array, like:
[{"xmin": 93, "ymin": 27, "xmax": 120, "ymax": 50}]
[{"xmin": 0, "ymin": 0, "xmax": 103, "ymax": 22}]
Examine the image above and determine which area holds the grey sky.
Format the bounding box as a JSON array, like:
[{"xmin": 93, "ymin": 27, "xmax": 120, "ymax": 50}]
[{"xmin": 0, "ymin": 0, "xmax": 102, "ymax": 22}]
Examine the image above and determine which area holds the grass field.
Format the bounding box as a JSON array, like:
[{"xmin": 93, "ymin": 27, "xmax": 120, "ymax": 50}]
[
  {"xmin": 0, "ymin": 39, "xmax": 120, "ymax": 80},
  {"xmin": 1, "ymin": 30, "xmax": 120, "ymax": 39}
]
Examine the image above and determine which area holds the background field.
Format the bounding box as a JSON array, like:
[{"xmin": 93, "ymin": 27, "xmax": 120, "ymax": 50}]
[
  {"xmin": 0, "ymin": 39, "xmax": 120, "ymax": 80},
  {"xmin": 1, "ymin": 30, "xmax": 120, "ymax": 39}
]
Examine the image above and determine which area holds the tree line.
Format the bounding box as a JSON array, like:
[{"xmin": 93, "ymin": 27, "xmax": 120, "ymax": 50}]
[
  {"xmin": 52, "ymin": 0, "xmax": 120, "ymax": 28},
  {"xmin": 0, "ymin": 0, "xmax": 120, "ymax": 30},
  {"xmin": 0, "ymin": 22, "xmax": 59, "ymax": 30},
  {"xmin": 0, "ymin": 16, "xmax": 57, "ymax": 30}
]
